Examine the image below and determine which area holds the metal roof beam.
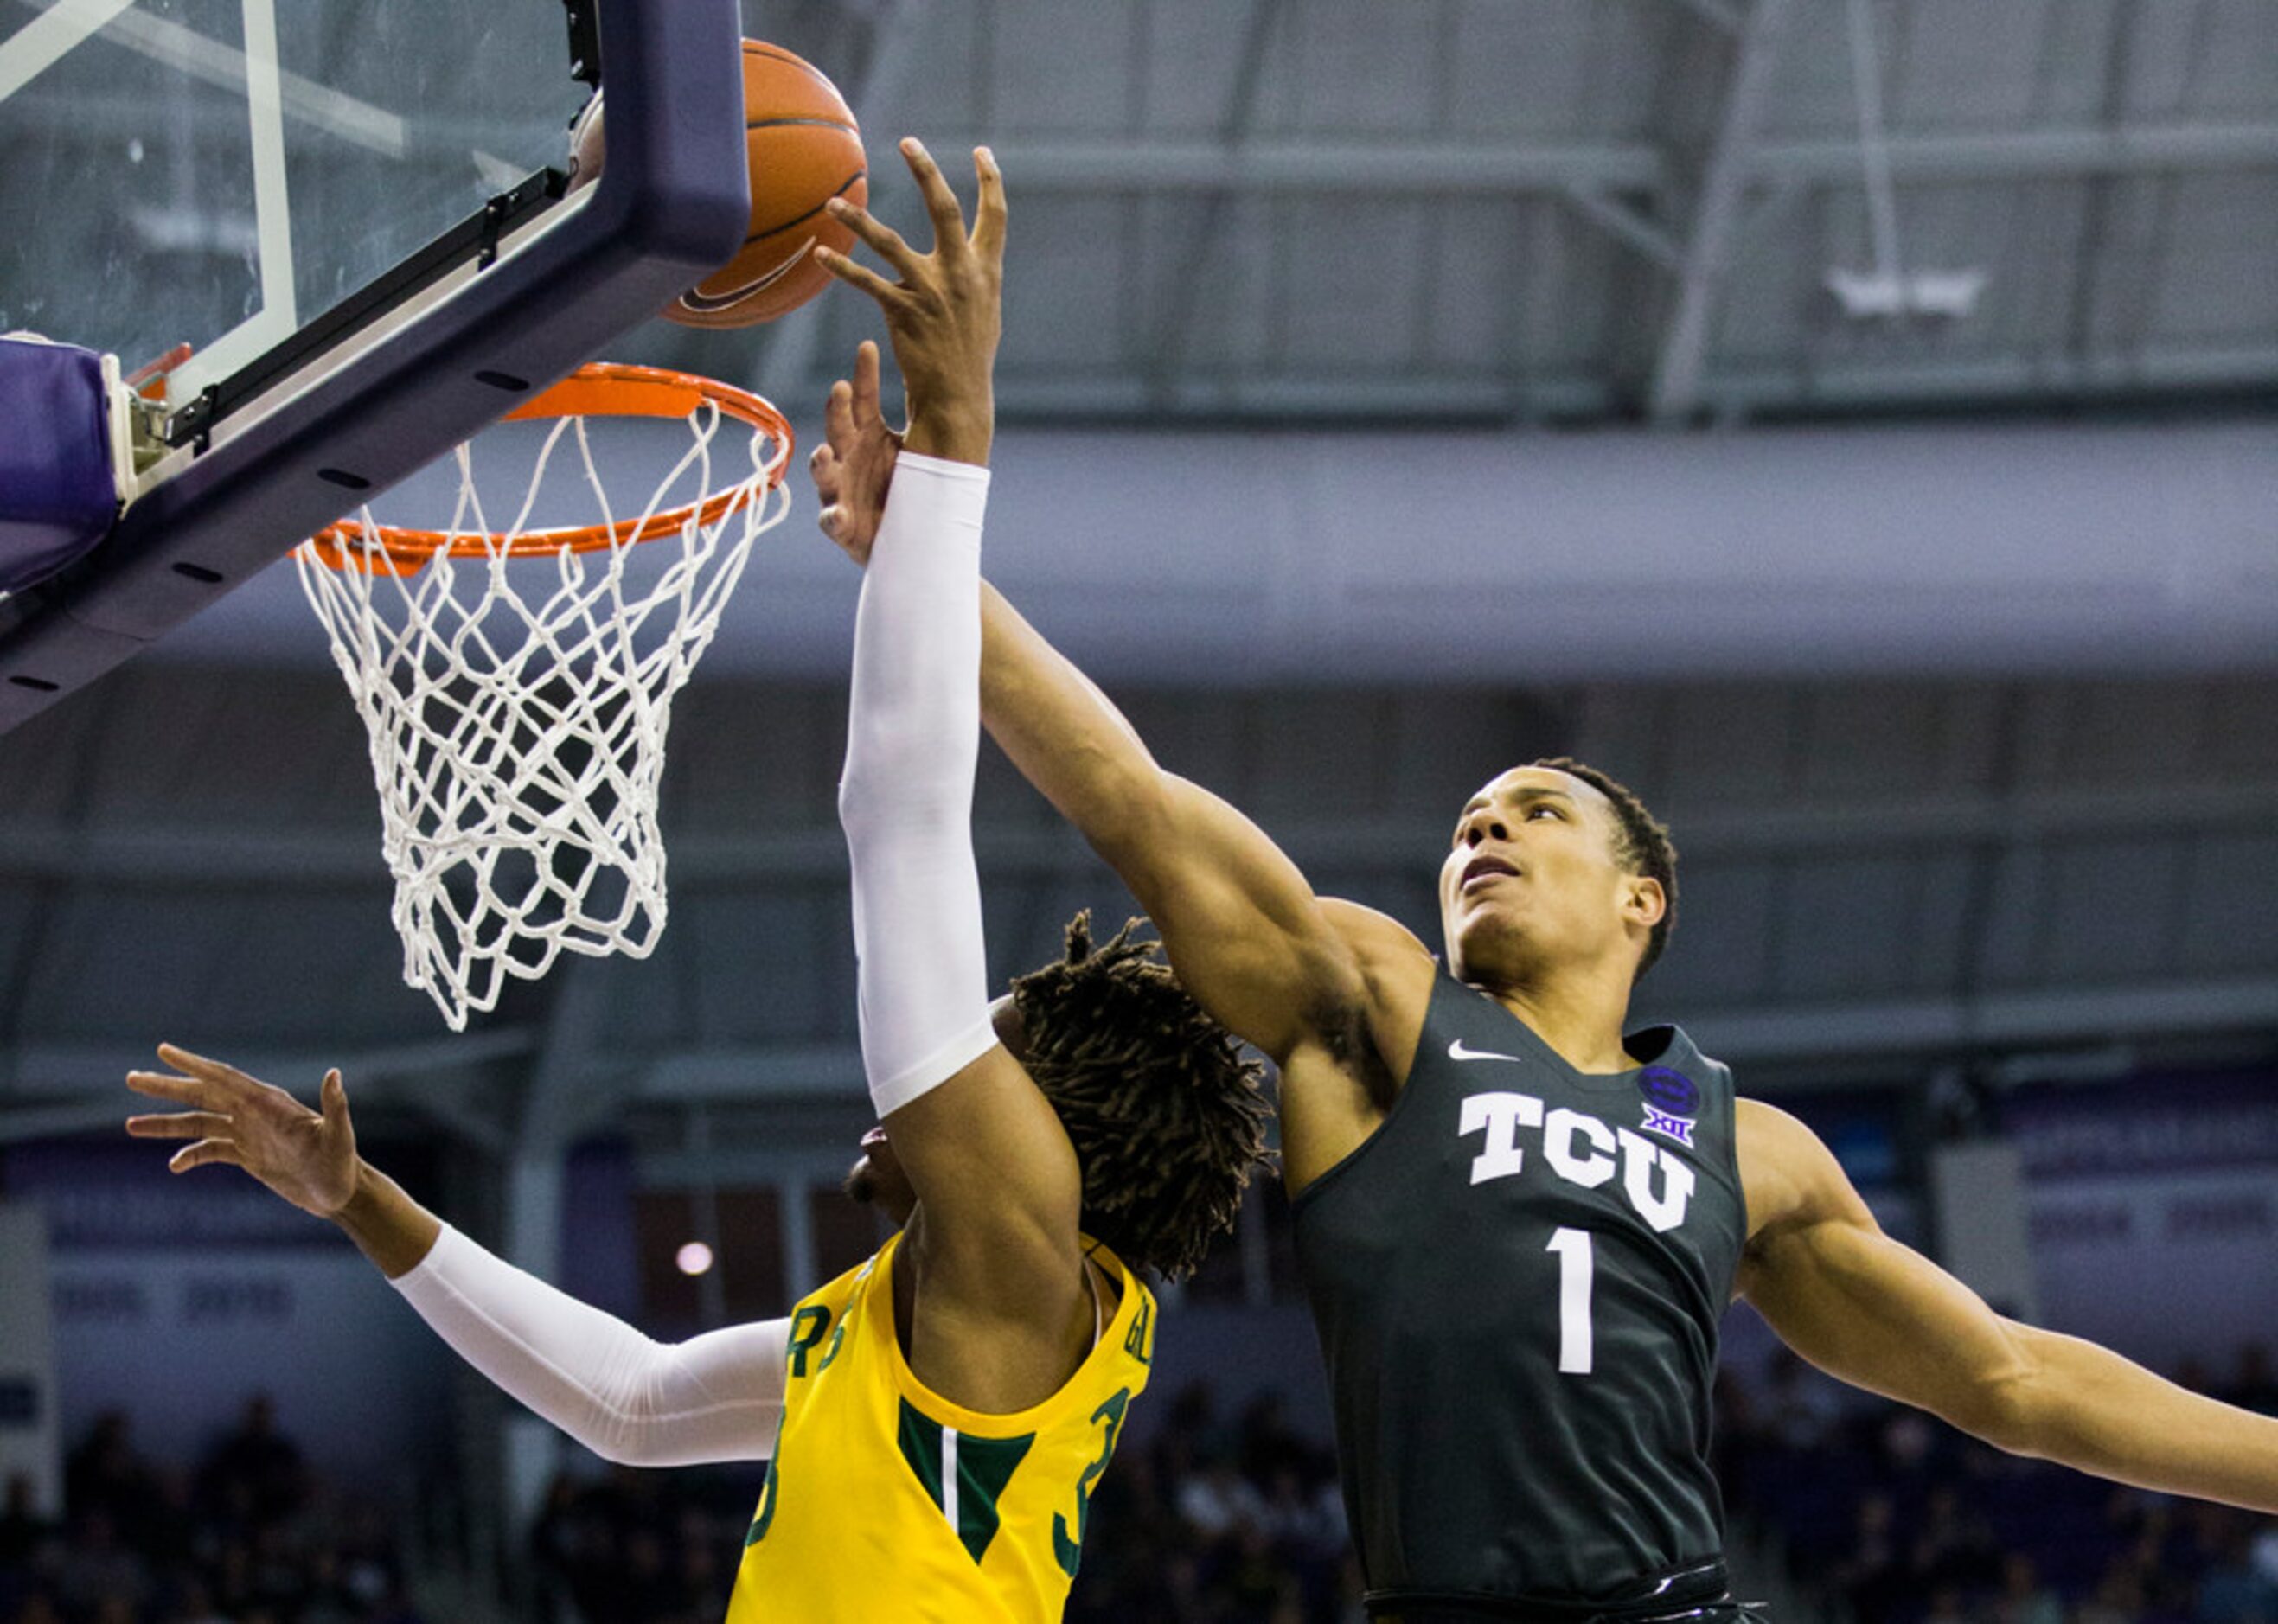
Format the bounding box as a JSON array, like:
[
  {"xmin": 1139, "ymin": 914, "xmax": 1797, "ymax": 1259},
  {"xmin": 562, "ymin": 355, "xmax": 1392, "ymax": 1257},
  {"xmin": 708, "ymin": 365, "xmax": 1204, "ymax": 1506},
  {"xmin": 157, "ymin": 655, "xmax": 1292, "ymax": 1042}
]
[
  {"xmin": 1689, "ymin": 975, "xmax": 2278, "ymax": 1065},
  {"xmin": 995, "ymin": 139, "xmax": 1668, "ymax": 193},
  {"xmin": 991, "ymin": 369, "xmax": 1609, "ymax": 419},
  {"xmin": 1651, "ymin": 0, "xmax": 1801, "ymax": 425},
  {"xmin": 2, "ymin": 1029, "xmax": 535, "ymax": 1097},
  {"xmin": 1695, "ymin": 344, "xmax": 2278, "ymax": 410},
  {"xmin": 1559, "ymin": 185, "xmax": 1684, "ymax": 272},
  {"xmin": 1752, "ymin": 121, "xmax": 2278, "ymax": 183},
  {"xmin": 1144, "ymin": 0, "xmax": 1292, "ymax": 407},
  {"xmin": 989, "ymin": 120, "xmax": 2278, "ymax": 196},
  {"xmin": 637, "ymin": 1045, "xmax": 869, "ymax": 1102},
  {"xmin": 1661, "ymin": 0, "xmax": 1742, "ymax": 32},
  {"xmin": 0, "ymin": 1029, "xmax": 531, "ymax": 1148},
  {"xmin": 16, "ymin": 113, "xmax": 2269, "ymax": 196},
  {"xmin": 988, "ymin": 342, "xmax": 2278, "ymax": 419}
]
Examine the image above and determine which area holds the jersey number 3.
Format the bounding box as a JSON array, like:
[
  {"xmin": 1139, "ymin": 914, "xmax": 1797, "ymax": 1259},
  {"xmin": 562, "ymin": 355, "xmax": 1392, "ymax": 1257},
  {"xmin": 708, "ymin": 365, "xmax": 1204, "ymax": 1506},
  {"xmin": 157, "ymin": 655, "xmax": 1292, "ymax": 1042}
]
[
  {"xmin": 1547, "ymin": 1227, "xmax": 1595, "ymax": 1375},
  {"xmin": 1051, "ymin": 1387, "xmax": 1130, "ymax": 1578}
]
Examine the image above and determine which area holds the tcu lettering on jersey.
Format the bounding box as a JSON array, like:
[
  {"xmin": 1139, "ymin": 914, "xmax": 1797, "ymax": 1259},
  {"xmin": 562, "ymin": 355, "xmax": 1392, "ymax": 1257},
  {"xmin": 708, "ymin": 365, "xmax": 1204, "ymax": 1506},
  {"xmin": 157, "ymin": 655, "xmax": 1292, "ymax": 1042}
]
[{"xmin": 1457, "ymin": 1091, "xmax": 1697, "ymax": 1232}]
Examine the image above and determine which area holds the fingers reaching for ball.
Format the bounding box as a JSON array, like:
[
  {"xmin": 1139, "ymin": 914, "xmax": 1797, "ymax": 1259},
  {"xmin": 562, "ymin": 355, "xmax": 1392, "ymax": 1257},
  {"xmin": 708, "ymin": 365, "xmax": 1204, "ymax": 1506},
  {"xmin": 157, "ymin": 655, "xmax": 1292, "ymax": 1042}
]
[
  {"xmin": 816, "ymin": 211, "xmax": 916, "ymax": 306},
  {"xmin": 815, "ymin": 141, "xmax": 1001, "ymax": 466},
  {"xmin": 905, "ymin": 139, "xmax": 976, "ymax": 267},
  {"xmin": 970, "ymin": 146, "xmax": 1006, "ymax": 264}
]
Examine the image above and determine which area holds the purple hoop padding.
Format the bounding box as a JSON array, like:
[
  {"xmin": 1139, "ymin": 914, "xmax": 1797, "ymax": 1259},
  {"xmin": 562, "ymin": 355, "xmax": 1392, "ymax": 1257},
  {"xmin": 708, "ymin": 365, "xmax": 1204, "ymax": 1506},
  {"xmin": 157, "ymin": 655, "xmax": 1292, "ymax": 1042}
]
[{"xmin": 0, "ymin": 339, "xmax": 117, "ymax": 596}]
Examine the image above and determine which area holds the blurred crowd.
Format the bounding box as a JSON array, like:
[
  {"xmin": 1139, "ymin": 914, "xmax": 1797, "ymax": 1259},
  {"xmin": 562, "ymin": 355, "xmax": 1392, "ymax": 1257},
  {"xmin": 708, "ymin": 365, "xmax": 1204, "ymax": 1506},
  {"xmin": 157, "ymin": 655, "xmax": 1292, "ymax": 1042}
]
[
  {"xmin": 0, "ymin": 1398, "xmax": 418, "ymax": 1624},
  {"xmin": 9, "ymin": 1346, "xmax": 2277, "ymax": 1624},
  {"xmin": 1059, "ymin": 1383, "xmax": 1359, "ymax": 1622}
]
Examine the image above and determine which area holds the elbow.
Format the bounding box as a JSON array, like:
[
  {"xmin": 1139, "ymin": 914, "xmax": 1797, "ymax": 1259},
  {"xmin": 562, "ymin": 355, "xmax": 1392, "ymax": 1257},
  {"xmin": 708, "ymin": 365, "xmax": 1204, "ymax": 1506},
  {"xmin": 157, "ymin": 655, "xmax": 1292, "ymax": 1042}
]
[
  {"xmin": 582, "ymin": 1422, "xmax": 681, "ymax": 1470},
  {"xmin": 1072, "ymin": 763, "xmax": 1181, "ymax": 865},
  {"xmin": 1943, "ymin": 1344, "xmax": 2054, "ymax": 1459},
  {"xmin": 1951, "ymin": 1377, "xmax": 2037, "ymax": 1456},
  {"xmin": 575, "ymin": 1409, "xmax": 662, "ymax": 1468}
]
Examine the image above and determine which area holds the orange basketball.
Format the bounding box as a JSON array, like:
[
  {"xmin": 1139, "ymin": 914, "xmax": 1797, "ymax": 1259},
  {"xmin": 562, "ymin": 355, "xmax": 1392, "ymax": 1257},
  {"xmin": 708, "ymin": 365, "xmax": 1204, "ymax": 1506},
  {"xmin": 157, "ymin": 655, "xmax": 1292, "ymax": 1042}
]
[{"xmin": 570, "ymin": 41, "xmax": 867, "ymax": 329}]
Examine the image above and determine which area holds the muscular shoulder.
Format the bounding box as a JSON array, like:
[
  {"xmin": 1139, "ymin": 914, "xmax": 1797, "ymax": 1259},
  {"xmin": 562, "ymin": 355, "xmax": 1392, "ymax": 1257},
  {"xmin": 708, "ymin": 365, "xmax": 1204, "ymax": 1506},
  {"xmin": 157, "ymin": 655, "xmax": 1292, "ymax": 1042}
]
[
  {"xmin": 1735, "ymin": 1097, "xmax": 1877, "ymax": 1256},
  {"xmin": 1319, "ymin": 899, "xmax": 1435, "ymax": 994}
]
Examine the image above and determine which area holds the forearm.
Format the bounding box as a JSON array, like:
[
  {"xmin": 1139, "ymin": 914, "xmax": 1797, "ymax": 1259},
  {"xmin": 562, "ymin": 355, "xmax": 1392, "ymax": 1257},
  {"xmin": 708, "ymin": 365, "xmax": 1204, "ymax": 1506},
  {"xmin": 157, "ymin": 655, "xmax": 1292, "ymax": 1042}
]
[
  {"xmin": 977, "ymin": 579, "xmax": 1353, "ymax": 1061},
  {"xmin": 2003, "ymin": 1324, "xmax": 2278, "ymax": 1513},
  {"xmin": 390, "ymin": 1224, "xmax": 786, "ymax": 1467},
  {"xmin": 841, "ymin": 455, "xmax": 989, "ymax": 823},
  {"xmin": 841, "ymin": 453, "xmax": 998, "ymax": 1116},
  {"xmin": 979, "ymin": 582, "xmax": 1168, "ymax": 854}
]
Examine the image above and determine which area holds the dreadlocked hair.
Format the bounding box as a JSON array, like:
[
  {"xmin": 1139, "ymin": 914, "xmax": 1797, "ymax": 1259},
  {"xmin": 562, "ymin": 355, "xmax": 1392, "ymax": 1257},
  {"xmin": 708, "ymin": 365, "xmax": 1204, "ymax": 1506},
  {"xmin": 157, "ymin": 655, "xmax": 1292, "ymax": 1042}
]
[{"xmin": 1009, "ymin": 912, "xmax": 1273, "ymax": 1283}]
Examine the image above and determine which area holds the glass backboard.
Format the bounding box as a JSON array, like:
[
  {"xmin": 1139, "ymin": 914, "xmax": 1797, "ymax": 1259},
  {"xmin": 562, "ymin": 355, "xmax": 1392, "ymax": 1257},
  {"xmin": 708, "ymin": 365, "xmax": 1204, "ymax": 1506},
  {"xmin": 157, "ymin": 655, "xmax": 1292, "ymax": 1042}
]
[
  {"xmin": 0, "ymin": 0, "xmax": 751, "ymax": 731},
  {"xmin": 0, "ymin": 0, "xmax": 589, "ymax": 411}
]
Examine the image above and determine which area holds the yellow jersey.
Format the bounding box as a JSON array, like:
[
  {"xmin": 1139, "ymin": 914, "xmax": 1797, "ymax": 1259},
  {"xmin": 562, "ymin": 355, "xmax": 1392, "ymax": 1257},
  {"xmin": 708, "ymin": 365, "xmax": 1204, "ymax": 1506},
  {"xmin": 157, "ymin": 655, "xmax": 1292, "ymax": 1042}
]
[{"xmin": 725, "ymin": 1230, "xmax": 1157, "ymax": 1624}]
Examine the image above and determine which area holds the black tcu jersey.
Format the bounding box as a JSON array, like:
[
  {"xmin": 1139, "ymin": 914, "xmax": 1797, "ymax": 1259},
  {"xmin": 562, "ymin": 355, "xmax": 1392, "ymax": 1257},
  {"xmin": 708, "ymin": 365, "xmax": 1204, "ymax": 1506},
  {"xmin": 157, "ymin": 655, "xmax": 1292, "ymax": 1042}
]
[{"xmin": 1292, "ymin": 972, "xmax": 1749, "ymax": 1614}]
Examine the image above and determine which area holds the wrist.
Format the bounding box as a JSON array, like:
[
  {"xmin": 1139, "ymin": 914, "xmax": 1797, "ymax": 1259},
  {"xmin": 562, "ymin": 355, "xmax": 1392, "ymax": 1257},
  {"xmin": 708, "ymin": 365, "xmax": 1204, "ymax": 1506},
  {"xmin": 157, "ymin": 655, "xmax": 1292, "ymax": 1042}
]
[
  {"xmin": 329, "ymin": 1157, "xmax": 388, "ymax": 1229},
  {"xmin": 904, "ymin": 397, "xmax": 993, "ymax": 466},
  {"xmin": 335, "ymin": 1160, "xmax": 443, "ymax": 1279}
]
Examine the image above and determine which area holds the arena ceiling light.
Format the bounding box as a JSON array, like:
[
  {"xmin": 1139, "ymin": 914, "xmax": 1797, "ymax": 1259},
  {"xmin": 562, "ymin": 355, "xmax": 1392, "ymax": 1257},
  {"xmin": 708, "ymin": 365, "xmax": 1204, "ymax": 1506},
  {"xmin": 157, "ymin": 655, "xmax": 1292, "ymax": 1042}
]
[{"xmin": 1825, "ymin": 0, "xmax": 1987, "ymax": 325}]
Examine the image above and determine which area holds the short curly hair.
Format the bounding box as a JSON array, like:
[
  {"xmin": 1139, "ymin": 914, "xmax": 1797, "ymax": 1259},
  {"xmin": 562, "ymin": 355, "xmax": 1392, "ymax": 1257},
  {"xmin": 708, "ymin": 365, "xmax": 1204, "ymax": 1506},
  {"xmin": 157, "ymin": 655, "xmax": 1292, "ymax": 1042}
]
[
  {"xmin": 1009, "ymin": 913, "xmax": 1274, "ymax": 1282},
  {"xmin": 1530, "ymin": 757, "xmax": 1679, "ymax": 982}
]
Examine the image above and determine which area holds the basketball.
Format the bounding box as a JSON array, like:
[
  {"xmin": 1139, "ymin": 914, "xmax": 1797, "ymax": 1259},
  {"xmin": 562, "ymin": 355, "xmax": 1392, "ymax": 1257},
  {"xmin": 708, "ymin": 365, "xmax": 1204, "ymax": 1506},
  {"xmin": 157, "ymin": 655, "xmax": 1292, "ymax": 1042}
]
[{"xmin": 569, "ymin": 39, "xmax": 866, "ymax": 329}]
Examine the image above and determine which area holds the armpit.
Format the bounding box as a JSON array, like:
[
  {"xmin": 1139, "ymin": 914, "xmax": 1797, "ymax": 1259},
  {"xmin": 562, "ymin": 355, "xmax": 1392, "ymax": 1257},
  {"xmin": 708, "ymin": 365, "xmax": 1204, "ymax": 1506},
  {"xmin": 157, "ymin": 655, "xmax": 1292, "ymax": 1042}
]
[{"xmin": 1302, "ymin": 988, "xmax": 1398, "ymax": 1111}]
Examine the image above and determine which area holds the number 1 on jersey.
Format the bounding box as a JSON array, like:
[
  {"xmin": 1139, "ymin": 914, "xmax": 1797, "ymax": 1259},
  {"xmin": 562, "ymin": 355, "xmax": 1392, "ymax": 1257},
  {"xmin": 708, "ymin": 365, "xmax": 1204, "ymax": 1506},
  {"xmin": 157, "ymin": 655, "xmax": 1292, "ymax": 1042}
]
[{"xmin": 1546, "ymin": 1227, "xmax": 1594, "ymax": 1374}]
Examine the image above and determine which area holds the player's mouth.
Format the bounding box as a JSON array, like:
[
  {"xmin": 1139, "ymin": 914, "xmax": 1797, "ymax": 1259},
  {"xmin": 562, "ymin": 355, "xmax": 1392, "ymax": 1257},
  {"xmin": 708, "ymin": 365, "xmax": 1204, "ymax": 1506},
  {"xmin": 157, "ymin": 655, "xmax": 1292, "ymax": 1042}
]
[
  {"xmin": 1462, "ymin": 854, "xmax": 1520, "ymax": 892},
  {"xmin": 860, "ymin": 1126, "xmax": 888, "ymax": 1151}
]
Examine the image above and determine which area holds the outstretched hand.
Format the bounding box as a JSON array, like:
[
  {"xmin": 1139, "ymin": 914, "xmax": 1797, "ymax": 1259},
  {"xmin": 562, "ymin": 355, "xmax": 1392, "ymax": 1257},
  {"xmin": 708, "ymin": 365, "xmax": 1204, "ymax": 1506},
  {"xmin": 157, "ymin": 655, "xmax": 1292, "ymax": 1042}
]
[
  {"xmin": 126, "ymin": 1044, "xmax": 358, "ymax": 1220},
  {"xmin": 813, "ymin": 137, "xmax": 1003, "ymax": 468}
]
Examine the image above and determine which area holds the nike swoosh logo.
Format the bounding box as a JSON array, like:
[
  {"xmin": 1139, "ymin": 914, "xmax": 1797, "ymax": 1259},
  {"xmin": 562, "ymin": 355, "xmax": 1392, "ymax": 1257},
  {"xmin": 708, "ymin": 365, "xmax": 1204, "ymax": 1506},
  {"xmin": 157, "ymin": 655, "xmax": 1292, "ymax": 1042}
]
[{"xmin": 1449, "ymin": 1038, "xmax": 1526, "ymax": 1065}]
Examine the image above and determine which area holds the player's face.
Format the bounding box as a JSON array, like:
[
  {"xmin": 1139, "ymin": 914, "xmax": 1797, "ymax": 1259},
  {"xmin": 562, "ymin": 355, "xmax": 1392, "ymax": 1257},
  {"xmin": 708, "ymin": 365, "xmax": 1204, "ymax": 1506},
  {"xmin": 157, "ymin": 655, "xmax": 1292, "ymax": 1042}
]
[
  {"xmin": 1437, "ymin": 766, "xmax": 1649, "ymax": 986},
  {"xmin": 843, "ymin": 996, "xmax": 1030, "ymax": 1226}
]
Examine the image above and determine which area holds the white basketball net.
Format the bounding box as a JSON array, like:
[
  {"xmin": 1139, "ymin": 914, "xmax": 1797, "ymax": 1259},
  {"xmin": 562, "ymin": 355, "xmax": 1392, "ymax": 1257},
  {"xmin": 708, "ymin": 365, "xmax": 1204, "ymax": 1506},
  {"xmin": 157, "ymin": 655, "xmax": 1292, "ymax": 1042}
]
[{"xmin": 295, "ymin": 387, "xmax": 790, "ymax": 1029}]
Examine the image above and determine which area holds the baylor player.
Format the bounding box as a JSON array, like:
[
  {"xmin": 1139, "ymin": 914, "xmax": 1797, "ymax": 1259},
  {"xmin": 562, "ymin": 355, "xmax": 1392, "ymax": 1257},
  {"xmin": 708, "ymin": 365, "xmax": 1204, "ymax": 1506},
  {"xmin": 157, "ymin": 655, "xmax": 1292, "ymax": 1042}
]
[
  {"xmin": 126, "ymin": 140, "xmax": 1270, "ymax": 1623},
  {"xmin": 812, "ymin": 157, "xmax": 2278, "ymax": 1622}
]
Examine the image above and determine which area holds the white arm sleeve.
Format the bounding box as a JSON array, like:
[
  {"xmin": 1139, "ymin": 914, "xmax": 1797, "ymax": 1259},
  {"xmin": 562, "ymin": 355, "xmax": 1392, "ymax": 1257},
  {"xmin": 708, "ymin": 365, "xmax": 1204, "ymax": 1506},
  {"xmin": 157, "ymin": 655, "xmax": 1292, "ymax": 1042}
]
[
  {"xmin": 838, "ymin": 451, "xmax": 1000, "ymax": 1116},
  {"xmin": 389, "ymin": 1224, "xmax": 788, "ymax": 1467}
]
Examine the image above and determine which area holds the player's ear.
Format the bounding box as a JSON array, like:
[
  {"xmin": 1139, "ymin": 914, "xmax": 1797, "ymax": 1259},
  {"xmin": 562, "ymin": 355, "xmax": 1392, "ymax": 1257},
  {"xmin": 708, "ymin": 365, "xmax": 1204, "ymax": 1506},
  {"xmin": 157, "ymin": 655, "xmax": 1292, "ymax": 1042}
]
[{"xmin": 1622, "ymin": 874, "xmax": 1667, "ymax": 931}]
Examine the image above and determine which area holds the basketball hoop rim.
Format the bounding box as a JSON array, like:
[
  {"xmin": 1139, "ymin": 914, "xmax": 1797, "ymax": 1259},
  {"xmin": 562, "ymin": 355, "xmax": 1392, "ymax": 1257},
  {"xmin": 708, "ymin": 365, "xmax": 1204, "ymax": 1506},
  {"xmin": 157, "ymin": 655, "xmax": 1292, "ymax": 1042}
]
[{"xmin": 304, "ymin": 361, "xmax": 792, "ymax": 573}]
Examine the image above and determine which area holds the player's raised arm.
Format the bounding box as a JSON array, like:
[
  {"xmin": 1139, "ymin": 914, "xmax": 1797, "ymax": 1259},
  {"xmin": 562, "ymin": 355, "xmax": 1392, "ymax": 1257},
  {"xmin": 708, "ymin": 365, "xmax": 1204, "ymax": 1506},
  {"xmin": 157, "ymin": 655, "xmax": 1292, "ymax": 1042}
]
[
  {"xmin": 813, "ymin": 156, "xmax": 1417, "ymax": 1082},
  {"xmin": 978, "ymin": 585, "xmax": 1410, "ymax": 1072},
  {"xmin": 1736, "ymin": 1098, "xmax": 2278, "ymax": 1513},
  {"xmin": 816, "ymin": 139, "xmax": 1106, "ymax": 1414},
  {"xmin": 125, "ymin": 1045, "xmax": 787, "ymax": 1467}
]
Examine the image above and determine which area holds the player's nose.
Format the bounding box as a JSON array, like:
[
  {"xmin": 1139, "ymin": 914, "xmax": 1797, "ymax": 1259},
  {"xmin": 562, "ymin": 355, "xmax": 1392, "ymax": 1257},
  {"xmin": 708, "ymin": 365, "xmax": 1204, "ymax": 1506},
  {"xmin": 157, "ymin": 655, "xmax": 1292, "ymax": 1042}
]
[{"xmin": 1459, "ymin": 810, "xmax": 1510, "ymax": 846}]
